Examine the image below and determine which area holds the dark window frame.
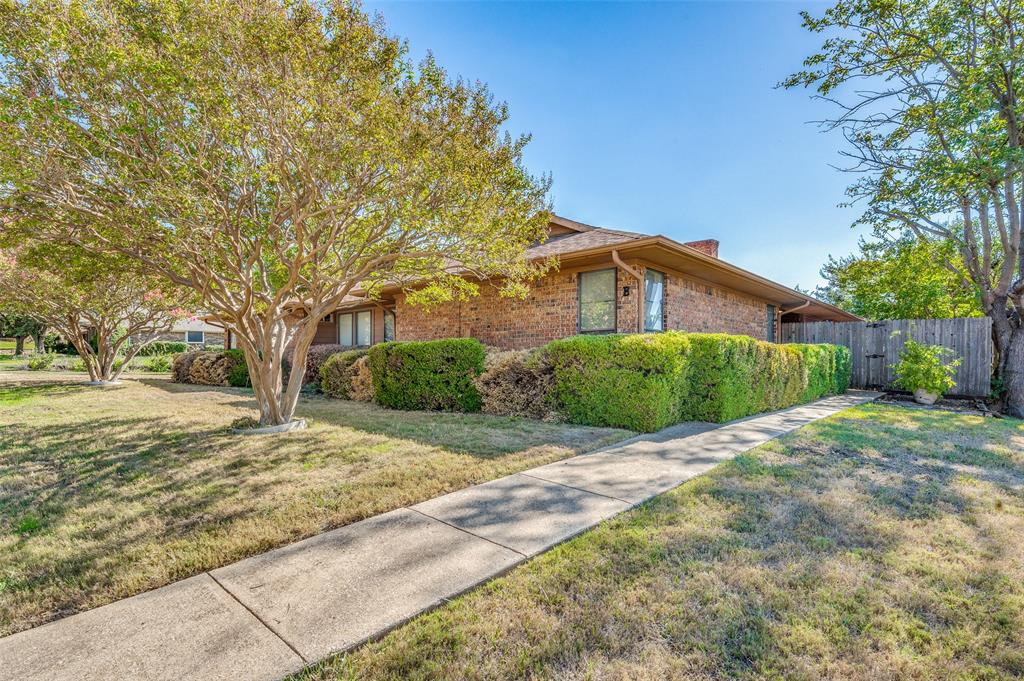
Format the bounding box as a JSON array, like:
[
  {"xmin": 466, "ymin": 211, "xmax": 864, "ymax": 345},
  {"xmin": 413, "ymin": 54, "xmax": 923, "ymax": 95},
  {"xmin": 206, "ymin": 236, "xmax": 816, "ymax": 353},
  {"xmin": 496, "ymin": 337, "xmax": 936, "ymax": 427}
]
[
  {"xmin": 383, "ymin": 310, "xmax": 396, "ymax": 342},
  {"xmin": 577, "ymin": 267, "xmax": 618, "ymax": 334},
  {"xmin": 644, "ymin": 269, "xmax": 666, "ymax": 332},
  {"xmin": 766, "ymin": 304, "xmax": 777, "ymax": 342}
]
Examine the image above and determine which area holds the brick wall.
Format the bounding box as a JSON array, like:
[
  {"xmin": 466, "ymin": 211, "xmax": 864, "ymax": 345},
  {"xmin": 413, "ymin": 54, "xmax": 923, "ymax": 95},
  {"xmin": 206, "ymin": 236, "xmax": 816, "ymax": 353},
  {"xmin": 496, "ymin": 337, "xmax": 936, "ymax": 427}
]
[
  {"xmin": 396, "ymin": 263, "xmax": 769, "ymax": 348},
  {"xmin": 395, "ymin": 266, "xmax": 641, "ymax": 349},
  {"xmin": 663, "ymin": 272, "xmax": 768, "ymax": 340}
]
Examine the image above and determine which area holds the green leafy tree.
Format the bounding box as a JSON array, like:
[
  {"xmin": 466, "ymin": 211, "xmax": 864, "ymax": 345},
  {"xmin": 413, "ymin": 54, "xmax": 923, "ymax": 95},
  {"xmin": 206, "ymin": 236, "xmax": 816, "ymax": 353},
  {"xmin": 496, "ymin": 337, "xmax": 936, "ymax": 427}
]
[
  {"xmin": 0, "ymin": 244, "xmax": 190, "ymax": 383},
  {"xmin": 786, "ymin": 0, "xmax": 1024, "ymax": 416},
  {"xmin": 0, "ymin": 310, "xmax": 45, "ymax": 356},
  {"xmin": 0, "ymin": 0, "xmax": 550, "ymax": 426},
  {"xmin": 816, "ymin": 237, "xmax": 983, "ymax": 320}
]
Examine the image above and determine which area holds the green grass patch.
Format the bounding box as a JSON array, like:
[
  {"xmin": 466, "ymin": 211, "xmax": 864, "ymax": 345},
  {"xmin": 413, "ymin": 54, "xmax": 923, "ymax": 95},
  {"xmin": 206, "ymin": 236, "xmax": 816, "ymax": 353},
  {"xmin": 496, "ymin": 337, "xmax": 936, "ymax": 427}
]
[
  {"xmin": 0, "ymin": 372, "xmax": 631, "ymax": 636},
  {"xmin": 297, "ymin": 404, "xmax": 1024, "ymax": 681}
]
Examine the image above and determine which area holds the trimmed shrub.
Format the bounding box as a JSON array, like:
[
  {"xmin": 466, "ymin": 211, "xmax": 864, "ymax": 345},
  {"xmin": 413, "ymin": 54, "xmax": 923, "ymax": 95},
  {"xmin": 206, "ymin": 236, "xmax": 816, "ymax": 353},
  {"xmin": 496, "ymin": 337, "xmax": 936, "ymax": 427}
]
[
  {"xmin": 475, "ymin": 349, "xmax": 558, "ymax": 420},
  {"xmin": 320, "ymin": 349, "xmax": 368, "ymax": 399},
  {"xmin": 301, "ymin": 344, "xmax": 348, "ymax": 386},
  {"xmin": 545, "ymin": 332, "xmax": 850, "ymax": 431},
  {"xmin": 545, "ymin": 332, "xmax": 692, "ymax": 432},
  {"xmin": 681, "ymin": 335, "xmax": 849, "ymax": 423},
  {"xmin": 368, "ymin": 339, "xmax": 485, "ymax": 412},
  {"xmin": 349, "ymin": 356, "xmax": 375, "ymax": 402},
  {"xmin": 135, "ymin": 341, "xmax": 188, "ymax": 356},
  {"xmin": 171, "ymin": 351, "xmax": 201, "ymax": 382}
]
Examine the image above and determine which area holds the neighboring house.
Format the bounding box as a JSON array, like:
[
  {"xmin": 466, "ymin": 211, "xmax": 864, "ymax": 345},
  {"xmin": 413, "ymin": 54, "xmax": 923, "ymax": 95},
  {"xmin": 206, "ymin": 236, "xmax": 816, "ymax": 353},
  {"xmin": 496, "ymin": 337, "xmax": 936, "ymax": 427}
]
[
  {"xmin": 227, "ymin": 215, "xmax": 858, "ymax": 351},
  {"xmin": 155, "ymin": 318, "xmax": 226, "ymax": 348}
]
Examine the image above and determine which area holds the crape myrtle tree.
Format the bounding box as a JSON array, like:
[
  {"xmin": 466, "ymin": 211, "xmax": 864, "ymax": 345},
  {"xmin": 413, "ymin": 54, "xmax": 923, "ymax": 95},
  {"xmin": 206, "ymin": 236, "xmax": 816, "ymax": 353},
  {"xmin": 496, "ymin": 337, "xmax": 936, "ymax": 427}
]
[
  {"xmin": 0, "ymin": 0, "xmax": 551, "ymax": 427},
  {"xmin": 0, "ymin": 243, "xmax": 190, "ymax": 383},
  {"xmin": 785, "ymin": 0, "xmax": 1024, "ymax": 416}
]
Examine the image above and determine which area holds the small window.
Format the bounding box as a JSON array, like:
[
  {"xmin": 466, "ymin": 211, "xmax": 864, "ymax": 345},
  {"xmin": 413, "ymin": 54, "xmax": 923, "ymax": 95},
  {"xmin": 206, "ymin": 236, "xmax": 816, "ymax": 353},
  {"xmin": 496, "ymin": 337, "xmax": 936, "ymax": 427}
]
[
  {"xmin": 578, "ymin": 268, "xmax": 616, "ymax": 333},
  {"xmin": 321, "ymin": 313, "xmax": 333, "ymax": 323},
  {"xmin": 384, "ymin": 310, "xmax": 396, "ymax": 342},
  {"xmin": 186, "ymin": 330, "xmax": 204, "ymax": 344},
  {"xmin": 644, "ymin": 269, "xmax": 665, "ymax": 332},
  {"xmin": 766, "ymin": 305, "xmax": 777, "ymax": 342}
]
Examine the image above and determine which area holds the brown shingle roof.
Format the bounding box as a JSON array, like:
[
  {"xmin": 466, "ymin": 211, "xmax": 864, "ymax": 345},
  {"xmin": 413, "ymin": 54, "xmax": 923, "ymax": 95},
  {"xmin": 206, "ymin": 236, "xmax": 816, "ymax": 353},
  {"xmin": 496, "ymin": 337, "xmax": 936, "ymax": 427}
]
[{"xmin": 527, "ymin": 226, "xmax": 647, "ymax": 259}]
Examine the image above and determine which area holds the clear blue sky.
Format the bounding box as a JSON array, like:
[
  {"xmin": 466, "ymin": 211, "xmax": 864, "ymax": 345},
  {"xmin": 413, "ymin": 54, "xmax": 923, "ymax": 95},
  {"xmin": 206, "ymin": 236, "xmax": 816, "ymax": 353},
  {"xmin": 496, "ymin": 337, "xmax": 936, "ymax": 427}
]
[{"xmin": 364, "ymin": 0, "xmax": 862, "ymax": 291}]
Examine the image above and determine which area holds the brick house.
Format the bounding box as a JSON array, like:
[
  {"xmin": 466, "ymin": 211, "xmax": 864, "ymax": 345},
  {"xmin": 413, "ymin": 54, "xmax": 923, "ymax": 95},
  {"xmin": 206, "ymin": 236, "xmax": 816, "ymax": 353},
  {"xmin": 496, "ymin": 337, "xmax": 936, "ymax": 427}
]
[{"xmin": 225, "ymin": 215, "xmax": 858, "ymax": 351}]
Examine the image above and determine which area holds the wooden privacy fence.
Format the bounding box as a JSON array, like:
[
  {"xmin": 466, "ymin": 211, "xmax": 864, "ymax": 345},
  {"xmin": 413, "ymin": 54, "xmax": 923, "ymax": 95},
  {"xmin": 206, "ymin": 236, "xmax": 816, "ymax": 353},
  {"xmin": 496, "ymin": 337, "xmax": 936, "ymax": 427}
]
[{"xmin": 781, "ymin": 317, "xmax": 993, "ymax": 397}]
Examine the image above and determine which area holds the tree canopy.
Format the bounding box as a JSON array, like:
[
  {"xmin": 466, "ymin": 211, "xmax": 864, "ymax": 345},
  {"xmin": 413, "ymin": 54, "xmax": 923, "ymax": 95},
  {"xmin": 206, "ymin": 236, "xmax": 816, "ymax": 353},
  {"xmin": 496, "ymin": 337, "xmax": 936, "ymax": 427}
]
[
  {"xmin": 786, "ymin": 0, "xmax": 1024, "ymax": 415},
  {"xmin": 0, "ymin": 0, "xmax": 551, "ymax": 424},
  {"xmin": 817, "ymin": 237, "xmax": 983, "ymax": 320},
  {"xmin": 0, "ymin": 241, "xmax": 191, "ymax": 382}
]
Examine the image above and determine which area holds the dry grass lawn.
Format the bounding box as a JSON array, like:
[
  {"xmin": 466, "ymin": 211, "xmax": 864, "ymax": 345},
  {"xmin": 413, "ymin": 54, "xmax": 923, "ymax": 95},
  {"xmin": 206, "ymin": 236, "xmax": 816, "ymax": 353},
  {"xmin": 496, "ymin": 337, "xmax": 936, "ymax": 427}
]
[
  {"xmin": 0, "ymin": 371, "xmax": 630, "ymax": 637},
  {"xmin": 299, "ymin": 403, "xmax": 1024, "ymax": 681}
]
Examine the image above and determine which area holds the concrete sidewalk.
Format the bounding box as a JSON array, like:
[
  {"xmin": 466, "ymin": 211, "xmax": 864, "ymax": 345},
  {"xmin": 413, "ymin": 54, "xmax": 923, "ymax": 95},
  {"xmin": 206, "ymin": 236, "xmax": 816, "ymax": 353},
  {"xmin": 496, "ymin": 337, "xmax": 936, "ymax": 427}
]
[{"xmin": 0, "ymin": 391, "xmax": 881, "ymax": 681}]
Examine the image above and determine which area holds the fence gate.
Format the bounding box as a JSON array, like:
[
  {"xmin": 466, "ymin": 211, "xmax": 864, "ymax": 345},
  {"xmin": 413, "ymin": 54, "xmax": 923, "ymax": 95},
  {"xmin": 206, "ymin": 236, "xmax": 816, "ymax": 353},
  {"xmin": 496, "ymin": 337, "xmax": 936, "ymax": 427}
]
[{"xmin": 780, "ymin": 317, "xmax": 993, "ymax": 397}]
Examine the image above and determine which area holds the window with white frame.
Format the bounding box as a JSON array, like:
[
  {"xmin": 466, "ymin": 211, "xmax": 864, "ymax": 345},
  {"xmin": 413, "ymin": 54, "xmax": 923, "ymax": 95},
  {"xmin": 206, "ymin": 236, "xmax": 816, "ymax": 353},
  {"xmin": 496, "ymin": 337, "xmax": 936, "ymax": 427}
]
[
  {"xmin": 186, "ymin": 330, "xmax": 204, "ymax": 344},
  {"xmin": 644, "ymin": 269, "xmax": 665, "ymax": 332},
  {"xmin": 338, "ymin": 311, "xmax": 373, "ymax": 347},
  {"xmin": 578, "ymin": 268, "xmax": 616, "ymax": 333}
]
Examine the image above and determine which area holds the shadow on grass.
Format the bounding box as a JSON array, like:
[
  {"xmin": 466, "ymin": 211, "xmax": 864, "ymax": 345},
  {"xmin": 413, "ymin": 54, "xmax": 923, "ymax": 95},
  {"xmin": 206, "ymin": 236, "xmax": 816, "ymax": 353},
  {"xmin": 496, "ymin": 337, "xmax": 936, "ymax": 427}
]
[
  {"xmin": 301, "ymin": 405, "xmax": 1024, "ymax": 681},
  {"xmin": 137, "ymin": 377, "xmax": 630, "ymax": 458}
]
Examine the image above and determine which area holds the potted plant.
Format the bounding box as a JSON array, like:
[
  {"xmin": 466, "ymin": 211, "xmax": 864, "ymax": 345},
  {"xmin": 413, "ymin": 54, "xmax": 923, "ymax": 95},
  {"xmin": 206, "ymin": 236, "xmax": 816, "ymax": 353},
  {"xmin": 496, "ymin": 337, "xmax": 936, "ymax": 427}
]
[{"xmin": 892, "ymin": 340, "xmax": 961, "ymax": 405}]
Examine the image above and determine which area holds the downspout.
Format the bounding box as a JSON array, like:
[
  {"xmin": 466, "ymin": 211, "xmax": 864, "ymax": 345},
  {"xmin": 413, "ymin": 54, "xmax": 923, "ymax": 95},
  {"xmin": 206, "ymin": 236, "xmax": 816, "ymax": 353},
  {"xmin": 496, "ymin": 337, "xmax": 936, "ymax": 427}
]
[
  {"xmin": 778, "ymin": 299, "xmax": 812, "ymax": 341},
  {"xmin": 612, "ymin": 250, "xmax": 644, "ymax": 333}
]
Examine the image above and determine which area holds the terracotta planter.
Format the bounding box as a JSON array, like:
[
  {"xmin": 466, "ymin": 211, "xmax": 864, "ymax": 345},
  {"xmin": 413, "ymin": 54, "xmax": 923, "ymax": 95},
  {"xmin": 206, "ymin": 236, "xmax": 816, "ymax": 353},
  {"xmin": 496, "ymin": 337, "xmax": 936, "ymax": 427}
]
[{"xmin": 913, "ymin": 388, "xmax": 938, "ymax": 405}]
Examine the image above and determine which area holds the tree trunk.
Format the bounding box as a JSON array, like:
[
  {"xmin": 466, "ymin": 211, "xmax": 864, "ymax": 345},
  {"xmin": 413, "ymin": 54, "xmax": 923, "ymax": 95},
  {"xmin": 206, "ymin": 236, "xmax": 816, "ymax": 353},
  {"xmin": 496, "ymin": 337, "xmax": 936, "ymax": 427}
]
[
  {"xmin": 1001, "ymin": 325, "xmax": 1024, "ymax": 418},
  {"xmin": 33, "ymin": 330, "xmax": 45, "ymax": 355},
  {"xmin": 14, "ymin": 336, "xmax": 24, "ymax": 356},
  {"xmin": 236, "ymin": 317, "xmax": 317, "ymax": 427},
  {"xmin": 991, "ymin": 296, "xmax": 1024, "ymax": 417}
]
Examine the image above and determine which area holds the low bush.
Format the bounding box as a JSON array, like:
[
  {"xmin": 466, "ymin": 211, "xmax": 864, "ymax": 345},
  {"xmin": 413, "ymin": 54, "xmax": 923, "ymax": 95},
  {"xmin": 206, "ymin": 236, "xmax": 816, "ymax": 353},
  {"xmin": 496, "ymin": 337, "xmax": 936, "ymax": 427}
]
[
  {"xmin": 172, "ymin": 350, "xmax": 247, "ymax": 386},
  {"xmin": 546, "ymin": 332, "xmax": 692, "ymax": 432},
  {"xmin": 792, "ymin": 343, "xmax": 851, "ymax": 402},
  {"xmin": 475, "ymin": 349, "xmax": 558, "ymax": 420},
  {"xmin": 43, "ymin": 333, "xmax": 76, "ymax": 355},
  {"xmin": 224, "ymin": 349, "xmax": 250, "ymax": 387},
  {"xmin": 135, "ymin": 341, "xmax": 188, "ymax": 356},
  {"xmin": 368, "ymin": 338, "xmax": 485, "ymax": 412},
  {"xmin": 320, "ymin": 349, "xmax": 368, "ymax": 399},
  {"xmin": 892, "ymin": 340, "xmax": 960, "ymax": 397},
  {"xmin": 171, "ymin": 351, "xmax": 202, "ymax": 383},
  {"xmin": 142, "ymin": 355, "xmax": 174, "ymax": 372},
  {"xmin": 26, "ymin": 353, "xmax": 56, "ymax": 371},
  {"xmin": 302, "ymin": 344, "xmax": 348, "ymax": 386}
]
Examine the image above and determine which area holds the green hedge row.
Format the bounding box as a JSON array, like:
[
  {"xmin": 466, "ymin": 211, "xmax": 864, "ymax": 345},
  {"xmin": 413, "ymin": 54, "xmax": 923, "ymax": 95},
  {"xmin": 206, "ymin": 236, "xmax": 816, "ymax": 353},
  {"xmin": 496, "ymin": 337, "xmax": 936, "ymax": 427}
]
[
  {"xmin": 236, "ymin": 332, "xmax": 851, "ymax": 431},
  {"xmin": 545, "ymin": 333, "xmax": 692, "ymax": 432},
  {"xmin": 368, "ymin": 338, "xmax": 485, "ymax": 412},
  {"xmin": 546, "ymin": 332, "xmax": 850, "ymax": 431}
]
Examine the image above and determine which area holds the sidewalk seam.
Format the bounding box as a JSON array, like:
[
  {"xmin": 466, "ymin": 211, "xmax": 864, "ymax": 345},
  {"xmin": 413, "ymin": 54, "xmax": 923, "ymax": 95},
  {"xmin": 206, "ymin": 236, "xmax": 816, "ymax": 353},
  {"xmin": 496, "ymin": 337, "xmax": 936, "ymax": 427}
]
[
  {"xmin": 518, "ymin": 472, "xmax": 634, "ymax": 505},
  {"xmin": 207, "ymin": 571, "xmax": 308, "ymax": 664},
  {"xmin": 407, "ymin": 507, "xmax": 528, "ymax": 558}
]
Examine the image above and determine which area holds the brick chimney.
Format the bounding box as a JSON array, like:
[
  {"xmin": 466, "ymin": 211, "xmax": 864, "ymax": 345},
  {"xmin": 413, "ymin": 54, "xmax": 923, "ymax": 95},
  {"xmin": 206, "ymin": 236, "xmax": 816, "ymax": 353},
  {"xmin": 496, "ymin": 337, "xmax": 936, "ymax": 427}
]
[{"xmin": 684, "ymin": 239, "xmax": 719, "ymax": 258}]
